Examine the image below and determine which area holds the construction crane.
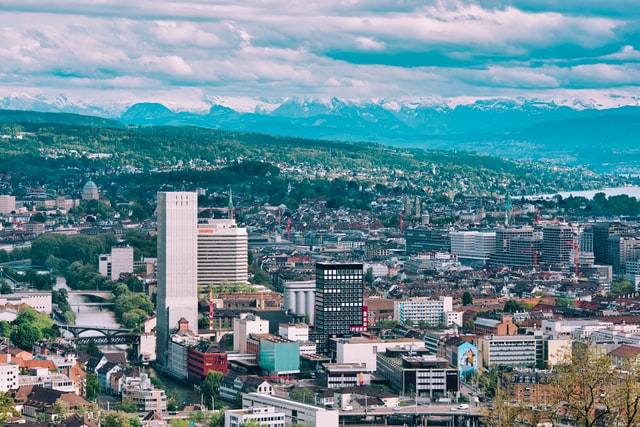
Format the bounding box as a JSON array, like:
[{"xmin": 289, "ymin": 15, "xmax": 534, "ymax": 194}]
[
  {"xmin": 520, "ymin": 249, "xmax": 539, "ymax": 268},
  {"xmin": 208, "ymin": 289, "xmax": 215, "ymax": 330},
  {"xmin": 566, "ymin": 242, "xmax": 580, "ymax": 278}
]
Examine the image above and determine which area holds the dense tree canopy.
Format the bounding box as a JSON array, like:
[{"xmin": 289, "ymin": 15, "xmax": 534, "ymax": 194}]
[
  {"xmin": 111, "ymin": 284, "xmax": 153, "ymax": 332},
  {"xmin": 503, "ymin": 299, "xmax": 525, "ymax": 313},
  {"xmin": 31, "ymin": 232, "xmax": 118, "ymax": 269},
  {"xmin": 483, "ymin": 346, "xmax": 640, "ymax": 427},
  {"xmin": 8, "ymin": 306, "xmax": 57, "ymax": 349}
]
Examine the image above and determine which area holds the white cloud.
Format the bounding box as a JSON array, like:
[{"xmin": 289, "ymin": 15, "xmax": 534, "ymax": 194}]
[
  {"xmin": 484, "ymin": 66, "xmax": 560, "ymax": 88},
  {"xmin": 0, "ymin": 1, "xmax": 637, "ymax": 107},
  {"xmin": 567, "ymin": 63, "xmax": 640, "ymax": 86},
  {"xmin": 603, "ymin": 45, "xmax": 640, "ymax": 61},
  {"xmin": 136, "ymin": 55, "xmax": 192, "ymax": 76},
  {"xmin": 355, "ymin": 37, "xmax": 385, "ymax": 51},
  {"xmin": 149, "ymin": 21, "xmax": 224, "ymax": 48}
]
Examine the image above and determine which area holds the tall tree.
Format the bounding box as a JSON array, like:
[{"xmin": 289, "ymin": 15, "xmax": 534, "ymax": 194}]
[
  {"xmin": 462, "ymin": 291, "xmax": 473, "ymax": 306},
  {"xmin": 116, "ymin": 397, "xmax": 138, "ymax": 413},
  {"xmin": 202, "ymin": 370, "xmax": 223, "ymax": 410},
  {"xmin": 610, "ymin": 355, "xmax": 640, "ymax": 427},
  {"xmin": 481, "ymin": 372, "xmax": 528, "ymax": 427},
  {"xmin": 0, "ymin": 391, "xmax": 19, "ymax": 423},
  {"xmin": 85, "ymin": 372, "xmax": 101, "ymax": 401},
  {"xmin": 364, "ymin": 267, "xmax": 374, "ymax": 286},
  {"xmin": 550, "ymin": 345, "xmax": 613, "ymax": 427},
  {"xmin": 51, "ymin": 399, "xmax": 70, "ymax": 423}
]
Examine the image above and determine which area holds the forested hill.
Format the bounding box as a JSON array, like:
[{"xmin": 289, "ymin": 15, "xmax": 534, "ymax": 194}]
[
  {"xmin": 0, "ymin": 109, "xmax": 125, "ymax": 129},
  {"xmin": 0, "ymin": 109, "xmax": 621, "ymax": 201}
]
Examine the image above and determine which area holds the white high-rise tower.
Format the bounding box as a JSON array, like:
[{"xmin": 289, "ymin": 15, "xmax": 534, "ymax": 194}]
[
  {"xmin": 156, "ymin": 192, "xmax": 198, "ymax": 367},
  {"xmin": 197, "ymin": 219, "xmax": 248, "ymax": 286}
]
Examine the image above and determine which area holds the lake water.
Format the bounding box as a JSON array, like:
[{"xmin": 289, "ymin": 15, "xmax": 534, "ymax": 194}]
[{"xmin": 527, "ymin": 185, "xmax": 640, "ymax": 201}]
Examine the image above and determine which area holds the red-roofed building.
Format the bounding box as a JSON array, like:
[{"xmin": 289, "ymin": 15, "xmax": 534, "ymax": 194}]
[{"xmin": 609, "ymin": 344, "xmax": 640, "ymax": 364}]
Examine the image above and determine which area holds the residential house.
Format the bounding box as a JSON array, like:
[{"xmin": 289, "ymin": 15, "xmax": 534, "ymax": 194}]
[
  {"xmin": 97, "ymin": 362, "xmax": 123, "ymax": 395},
  {"xmin": 219, "ymin": 372, "xmax": 274, "ymax": 403},
  {"xmin": 15, "ymin": 385, "xmax": 90, "ymax": 421},
  {"xmin": 62, "ymin": 413, "xmax": 99, "ymax": 427},
  {"xmin": 121, "ymin": 370, "xmax": 167, "ymax": 413},
  {"xmin": 140, "ymin": 410, "xmax": 169, "ymax": 427}
]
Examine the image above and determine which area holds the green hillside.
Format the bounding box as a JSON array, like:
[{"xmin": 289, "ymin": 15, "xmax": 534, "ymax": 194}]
[{"xmin": 0, "ymin": 109, "xmax": 618, "ymax": 203}]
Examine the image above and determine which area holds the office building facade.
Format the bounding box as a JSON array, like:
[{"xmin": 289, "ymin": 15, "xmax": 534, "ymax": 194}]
[
  {"xmin": 314, "ymin": 263, "xmax": 365, "ymax": 355},
  {"xmin": 404, "ymin": 227, "xmax": 450, "ymax": 255},
  {"xmin": 450, "ymin": 231, "xmax": 496, "ymax": 264},
  {"xmin": 489, "ymin": 227, "xmax": 541, "ymax": 267},
  {"xmin": 197, "ymin": 219, "xmax": 248, "ymax": 286},
  {"xmin": 394, "ymin": 296, "xmax": 453, "ymax": 327},
  {"xmin": 541, "ymin": 224, "xmax": 577, "ymax": 266},
  {"xmin": 593, "ymin": 221, "xmax": 629, "ymax": 265},
  {"xmin": 376, "ymin": 352, "xmax": 459, "ymax": 398},
  {"xmin": 0, "ymin": 195, "xmax": 16, "ymax": 215},
  {"xmin": 99, "ymin": 246, "xmax": 134, "ymax": 281},
  {"xmin": 242, "ymin": 393, "xmax": 339, "ymax": 427},
  {"xmin": 156, "ymin": 191, "xmax": 199, "ymax": 368},
  {"xmin": 477, "ymin": 334, "xmax": 542, "ymax": 370},
  {"xmin": 315, "ymin": 263, "xmax": 364, "ymax": 336},
  {"xmin": 608, "ymin": 234, "xmax": 640, "ymax": 274},
  {"xmin": 225, "ymin": 406, "xmax": 285, "ymax": 427}
]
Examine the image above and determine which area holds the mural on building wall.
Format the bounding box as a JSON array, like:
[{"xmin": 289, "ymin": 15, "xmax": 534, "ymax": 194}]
[{"xmin": 458, "ymin": 342, "xmax": 478, "ymax": 379}]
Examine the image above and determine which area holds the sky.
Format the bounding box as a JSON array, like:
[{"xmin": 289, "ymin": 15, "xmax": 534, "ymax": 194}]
[{"xmin": 1, "ymin": 0, "xmax": 640, "ymax": 111}]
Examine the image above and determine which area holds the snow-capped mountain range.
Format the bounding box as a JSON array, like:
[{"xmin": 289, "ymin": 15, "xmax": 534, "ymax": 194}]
[
  {"xmin": 2, "ymin": 92, "xmax": 640, "ymax": 172},
  {"xmin": 3, "ymin": 91, "xmax": 640, "ymax": 118}
]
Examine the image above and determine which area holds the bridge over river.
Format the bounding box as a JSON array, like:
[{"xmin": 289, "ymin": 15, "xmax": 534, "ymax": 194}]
[
  {"xmin": 66, "ymin": 290, "xmax": 115, "ymax": 307},
  {"xmin": 56, "ymin": 322, "xmax": 139, "ymax": 345},
  {"xmin": 66, "ymin": 290, "xmax": 113, "ymax": 299}
]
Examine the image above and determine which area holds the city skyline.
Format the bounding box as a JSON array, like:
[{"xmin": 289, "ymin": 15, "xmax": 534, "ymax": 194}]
[{"xmin": 1, "ymin": 1, "xmax": 640, "ymax": 111}]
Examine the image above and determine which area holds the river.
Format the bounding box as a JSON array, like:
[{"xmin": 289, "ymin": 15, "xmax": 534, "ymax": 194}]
[
  {"xmin": 54, "ymin": 276, "xmax": 120, "ymax": 333},
  {"xmin": 55, "ymin": 277, "xmax": 202, "ymax": 404}
]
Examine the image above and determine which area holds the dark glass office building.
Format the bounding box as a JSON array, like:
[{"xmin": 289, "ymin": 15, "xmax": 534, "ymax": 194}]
[{"xmin": 315, "ymin": 262, "xmax": 364, "ymax": 336}]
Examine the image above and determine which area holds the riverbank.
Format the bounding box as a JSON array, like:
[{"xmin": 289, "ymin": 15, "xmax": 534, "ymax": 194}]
[{"xmin": 148, "ymin": 366, "xmax": 201, "ymax": 406}]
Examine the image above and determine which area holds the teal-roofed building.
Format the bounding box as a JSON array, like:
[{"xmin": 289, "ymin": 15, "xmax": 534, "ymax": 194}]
[{"xmin": 253, "ymin": 334, "xmax": 300, "ymax": 376}]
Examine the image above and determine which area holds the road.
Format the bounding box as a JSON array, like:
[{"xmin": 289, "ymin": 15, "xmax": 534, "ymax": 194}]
[{"xmin": 340, "ymin": 402, "xmax": 482, "ymax": 416}]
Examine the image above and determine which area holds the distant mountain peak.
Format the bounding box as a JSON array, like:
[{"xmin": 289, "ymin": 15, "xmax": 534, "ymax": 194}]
[{"xmin": 2, "ymin": 92, "xmax": 640, "ymax": 173}]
